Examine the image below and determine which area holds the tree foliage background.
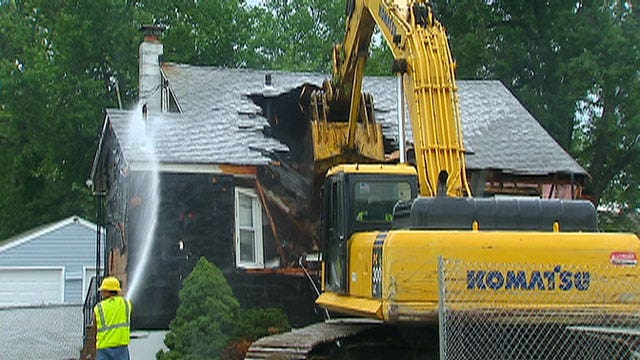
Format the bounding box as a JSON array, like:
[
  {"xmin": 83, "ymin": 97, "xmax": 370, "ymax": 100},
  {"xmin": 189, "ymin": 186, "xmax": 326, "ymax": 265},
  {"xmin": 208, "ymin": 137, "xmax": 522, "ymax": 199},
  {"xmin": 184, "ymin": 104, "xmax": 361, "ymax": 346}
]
[
  {"xmin": 0, "ymin": 0, "xmax": 638, "ymax": 239},
  {"xmin": 435, "ymin": 1, "xmax": 640, "ymax": 231}
]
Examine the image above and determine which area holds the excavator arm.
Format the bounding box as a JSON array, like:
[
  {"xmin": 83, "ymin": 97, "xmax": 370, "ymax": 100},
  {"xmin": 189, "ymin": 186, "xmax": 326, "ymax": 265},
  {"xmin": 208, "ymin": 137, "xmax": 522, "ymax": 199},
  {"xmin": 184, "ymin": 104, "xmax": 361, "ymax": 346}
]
[{"xmin": 328, "ymin": 0, "xmax": 471, "ymax": 197}]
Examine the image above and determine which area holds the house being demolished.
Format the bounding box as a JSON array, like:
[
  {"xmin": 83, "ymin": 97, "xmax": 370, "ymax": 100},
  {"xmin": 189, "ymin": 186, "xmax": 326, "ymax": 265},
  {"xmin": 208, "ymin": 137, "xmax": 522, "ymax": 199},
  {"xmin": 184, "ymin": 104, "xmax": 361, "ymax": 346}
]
[{"xmin": 89, "ymin": 28, "xmax": 588, "ymax": 329}]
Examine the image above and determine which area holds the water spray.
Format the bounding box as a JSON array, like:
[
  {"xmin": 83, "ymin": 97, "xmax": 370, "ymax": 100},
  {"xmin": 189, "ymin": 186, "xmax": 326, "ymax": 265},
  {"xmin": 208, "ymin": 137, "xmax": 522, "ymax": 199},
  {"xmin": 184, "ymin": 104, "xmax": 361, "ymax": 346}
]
[{"xmin": 125, "ymin": 102, "xmax": 160, "ymax": 302}]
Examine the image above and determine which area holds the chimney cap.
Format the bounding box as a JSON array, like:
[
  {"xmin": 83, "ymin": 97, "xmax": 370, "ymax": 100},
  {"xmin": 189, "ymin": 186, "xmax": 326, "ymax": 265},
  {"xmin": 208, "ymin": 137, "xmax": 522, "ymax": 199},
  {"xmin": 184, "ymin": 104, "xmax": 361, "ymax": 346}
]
[{"xmin": 140, "ymin": 24, "xmax": 166, "ymax": 38}]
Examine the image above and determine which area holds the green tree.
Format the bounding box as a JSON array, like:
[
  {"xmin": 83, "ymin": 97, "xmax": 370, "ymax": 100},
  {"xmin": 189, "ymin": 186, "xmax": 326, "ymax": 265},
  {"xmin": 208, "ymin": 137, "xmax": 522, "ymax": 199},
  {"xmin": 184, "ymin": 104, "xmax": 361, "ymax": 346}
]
[
  {"xmin": 141, "ymin": 0, "xmax": 254, "ymax": 67},
  {"xmin": 0, "ymin": 0, "xmax": 146, "ymax": 239},
  {"xmin": 437, "ymin": 1, "xmax": 640, "ymax": 221},
  {"xmin": 158, "ymin": 257, "xmax": 239, "ymax": 360},
  {"xmin": 232, "ymin": 307, "xmax": 290, "ymax": 343},
  {"xmin": 438, "ymin": 0, "xmax": 583, "ymax": 150},
  {"xmin": 250, "ymin": 0, "xmax": 345, "ymax": 72},
  {"xmin": 0, "ymin": 0, "xmax": 94, "ymax": 238},
  {"xmin": 222, "ymin": 307, "xmax": 290, "ymax": 359},
  {"xmin": 360, "ymin": 29, "xmax": 395, "ymax": 76},
  {"xmin": 248, "ymin": 0, "xmax": 394, "ymax": 75},
  {"xmin": 568, "ymin": 3, "xmax": 640, "ymax": 211}
]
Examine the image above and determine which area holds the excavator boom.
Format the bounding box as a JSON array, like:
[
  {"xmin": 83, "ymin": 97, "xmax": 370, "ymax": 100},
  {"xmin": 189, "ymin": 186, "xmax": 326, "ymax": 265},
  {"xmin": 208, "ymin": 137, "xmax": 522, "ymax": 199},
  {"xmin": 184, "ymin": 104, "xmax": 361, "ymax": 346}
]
[{"xmin": 329, "ymin": 0, "xmax": 470, "ymax": 197}]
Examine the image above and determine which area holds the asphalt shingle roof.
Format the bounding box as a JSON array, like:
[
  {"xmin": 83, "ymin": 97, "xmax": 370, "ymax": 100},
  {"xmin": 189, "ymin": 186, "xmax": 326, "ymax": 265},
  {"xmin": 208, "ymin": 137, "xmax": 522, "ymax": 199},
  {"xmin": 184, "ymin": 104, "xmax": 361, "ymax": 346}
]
[
  {"xmin": 105, "ymin": 64, "xmax": 586, "ymax": 176},
  {"xmin": 106, "ymin": 107, "xmax": 287, "ymax": 166}
]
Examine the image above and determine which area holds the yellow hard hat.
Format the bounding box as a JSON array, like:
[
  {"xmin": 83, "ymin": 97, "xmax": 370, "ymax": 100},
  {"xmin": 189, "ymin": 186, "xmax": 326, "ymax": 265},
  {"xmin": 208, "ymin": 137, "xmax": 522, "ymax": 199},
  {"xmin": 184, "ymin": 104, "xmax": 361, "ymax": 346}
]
[{"xmin": 99, "ymin": 276, "xmax": 121, "ymax": 292}]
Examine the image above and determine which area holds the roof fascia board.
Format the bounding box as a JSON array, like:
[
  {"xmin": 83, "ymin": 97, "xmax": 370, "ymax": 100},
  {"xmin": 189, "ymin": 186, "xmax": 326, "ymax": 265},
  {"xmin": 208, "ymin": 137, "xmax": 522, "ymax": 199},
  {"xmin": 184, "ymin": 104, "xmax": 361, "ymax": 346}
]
[
  {"xmin": 128, "ymin": 162, "xmax": 257, "ymax": 178},
  {"xmin": 0, "ymin": 216, "xmax": 102, "ymax": 254},
  {"xmin": 129, "ymin": 162, "xmax": 222, "ymax": 173}
]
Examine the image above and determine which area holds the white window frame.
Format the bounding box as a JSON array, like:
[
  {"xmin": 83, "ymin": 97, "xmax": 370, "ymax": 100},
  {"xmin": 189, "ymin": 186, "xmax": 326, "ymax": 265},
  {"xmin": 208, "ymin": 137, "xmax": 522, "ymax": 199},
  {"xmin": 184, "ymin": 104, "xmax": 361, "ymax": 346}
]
[
  {"xmin": 234, "ymin": 187, "xmax": 264, "ymax": 269},
  {"xmin": 82, "ymin": 266, "xmax": 102, "ymax": 303}
]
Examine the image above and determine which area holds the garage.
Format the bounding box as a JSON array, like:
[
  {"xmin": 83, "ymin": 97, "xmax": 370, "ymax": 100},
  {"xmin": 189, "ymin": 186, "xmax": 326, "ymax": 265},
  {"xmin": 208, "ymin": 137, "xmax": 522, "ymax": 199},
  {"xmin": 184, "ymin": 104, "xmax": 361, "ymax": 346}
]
[
  {"xmin": 0, "ymin": 216, "xmax": 101, "ymax": 306},
  {"xmin": 0, "ymin": 267, "xmax": 64, "ymax": 306}
]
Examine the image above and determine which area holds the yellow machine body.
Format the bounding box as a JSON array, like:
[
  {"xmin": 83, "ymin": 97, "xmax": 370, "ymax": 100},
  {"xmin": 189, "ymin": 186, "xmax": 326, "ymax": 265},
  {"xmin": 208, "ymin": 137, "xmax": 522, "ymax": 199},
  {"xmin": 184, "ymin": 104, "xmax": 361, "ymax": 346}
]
[{"xmin": 317, "ymin": 229, "xmax": 640, "ymax": 323}]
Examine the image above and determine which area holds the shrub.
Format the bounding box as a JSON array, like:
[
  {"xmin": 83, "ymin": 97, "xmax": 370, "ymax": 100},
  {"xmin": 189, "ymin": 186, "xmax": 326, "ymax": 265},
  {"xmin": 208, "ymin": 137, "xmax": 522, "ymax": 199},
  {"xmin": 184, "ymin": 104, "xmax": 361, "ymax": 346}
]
[
  {"xmin": 222, "ymin": 307, "xmax": 291, "ymax": 360},
  {"xmin": 157, "ymin": 257, "xmax": 291, "ymax": 360},
  {"xmin": 233, "ymin": 307, "xmax": 290, "ymax": 341},
  {"xmin": 157, "ymin": 257, "xmax": 239, "ymax": 360}
]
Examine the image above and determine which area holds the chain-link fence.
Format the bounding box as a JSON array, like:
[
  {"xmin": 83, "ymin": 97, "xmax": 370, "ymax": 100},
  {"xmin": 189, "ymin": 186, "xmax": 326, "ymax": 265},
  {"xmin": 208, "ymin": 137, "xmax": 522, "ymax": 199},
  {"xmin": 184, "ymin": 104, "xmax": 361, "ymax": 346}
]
[
  {"xmin": 0, "ymin": 305, "xmax": 83, "ymax": 359},
  {"xmin": 438, "ymin": 257, "xmax": 640, "ymax": 360}
]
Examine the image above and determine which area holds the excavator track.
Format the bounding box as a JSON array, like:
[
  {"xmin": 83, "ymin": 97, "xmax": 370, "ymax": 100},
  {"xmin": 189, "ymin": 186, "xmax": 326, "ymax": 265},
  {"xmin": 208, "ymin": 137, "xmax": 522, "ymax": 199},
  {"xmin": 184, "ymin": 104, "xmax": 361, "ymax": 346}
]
[
  {"xmin": 246, "ymin": 319, "xmax": 378, "ymax": 359},
  {"xmin": 245, "ymin": 318, "xmax": 439, "ymax": 359}
]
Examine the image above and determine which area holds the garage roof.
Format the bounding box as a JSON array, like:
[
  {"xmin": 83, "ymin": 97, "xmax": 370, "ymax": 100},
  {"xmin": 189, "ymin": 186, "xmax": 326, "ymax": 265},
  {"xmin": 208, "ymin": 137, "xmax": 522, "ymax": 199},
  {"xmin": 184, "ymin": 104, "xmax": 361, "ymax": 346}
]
[{"xmin": 0, "ymin": 216, "xmax": 100, "ymax": 253}]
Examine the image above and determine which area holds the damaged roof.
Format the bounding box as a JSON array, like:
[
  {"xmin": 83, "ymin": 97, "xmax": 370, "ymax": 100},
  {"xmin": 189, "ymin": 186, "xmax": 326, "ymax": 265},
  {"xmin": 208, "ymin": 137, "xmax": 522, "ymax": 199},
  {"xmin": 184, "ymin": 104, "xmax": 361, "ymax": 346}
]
[
  {"xmin": 105, "ymin": 107, "xmax": 286, "ymax": 166},
  {"xmin": 101, "ymin": 63, "xmax": 587, "ymax": 177}
]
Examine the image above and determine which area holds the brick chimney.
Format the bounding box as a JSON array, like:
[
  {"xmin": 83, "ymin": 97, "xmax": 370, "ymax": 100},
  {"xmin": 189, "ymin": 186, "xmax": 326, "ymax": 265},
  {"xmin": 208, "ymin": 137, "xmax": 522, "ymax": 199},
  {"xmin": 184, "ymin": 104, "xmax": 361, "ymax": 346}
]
[{"xmin": 139, "ymin": 24, "xmax": 165, "ymax": 113}]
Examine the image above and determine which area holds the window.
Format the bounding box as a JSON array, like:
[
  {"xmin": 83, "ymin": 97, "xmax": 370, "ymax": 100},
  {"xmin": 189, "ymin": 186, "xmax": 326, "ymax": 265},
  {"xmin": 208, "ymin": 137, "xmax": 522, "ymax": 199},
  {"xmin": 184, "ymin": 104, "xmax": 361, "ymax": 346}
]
[
  {"xmin": 234, "ymin": 188, "xmax": 264, "ymax": 269},
  {"xmin": 354, "ymin": 181, "xmax": 412, "ymax": 222}
]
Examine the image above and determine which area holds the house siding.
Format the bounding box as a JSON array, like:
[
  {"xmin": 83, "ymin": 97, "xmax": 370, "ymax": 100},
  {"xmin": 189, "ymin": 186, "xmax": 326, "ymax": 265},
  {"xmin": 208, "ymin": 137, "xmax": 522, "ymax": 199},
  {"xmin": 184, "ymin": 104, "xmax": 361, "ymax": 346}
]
[
  {"xmin": 0, "ymin": 221, "xmax": 99, "ymax": 304},
  {"xmin": 65, "ymin": 278, "xmax": 82, "ymax": 303},
  {"xmin": 116, "ymin": 170, "xmax": 319, "ymax": 329},
  {"xmin": 97, "ymin": 161, "xmax": 314, "ymax": 328},
  {"xmin": 126, "ymin": 172, "xmax": 236, "ymax": 328}
]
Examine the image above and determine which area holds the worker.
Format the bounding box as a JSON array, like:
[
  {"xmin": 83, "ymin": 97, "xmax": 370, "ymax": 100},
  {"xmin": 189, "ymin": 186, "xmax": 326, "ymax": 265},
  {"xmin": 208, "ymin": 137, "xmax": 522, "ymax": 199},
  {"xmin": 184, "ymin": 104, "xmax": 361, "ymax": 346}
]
[
  {"xmin": 356, "ymin": 209, "xmax": 393, "ymax": 222},
  {"xmin": 356, "ymin": 195, "xmax": 393, "ymax": 222},
  {"xmin": 94, "ymin": 276, "xmax": 132, "ymax": 360}
]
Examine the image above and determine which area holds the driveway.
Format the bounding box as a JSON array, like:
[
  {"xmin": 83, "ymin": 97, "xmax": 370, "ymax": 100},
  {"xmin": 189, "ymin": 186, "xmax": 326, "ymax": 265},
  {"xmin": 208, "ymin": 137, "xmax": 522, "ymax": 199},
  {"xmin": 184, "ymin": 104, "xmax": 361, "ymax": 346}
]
[
  {"xmin": 0, "ymin": 305, "xmax": 167, "ymax": 360},
  {"xmin": 0, "ymin": 305, "xmax": 83, "ymax": 360}
]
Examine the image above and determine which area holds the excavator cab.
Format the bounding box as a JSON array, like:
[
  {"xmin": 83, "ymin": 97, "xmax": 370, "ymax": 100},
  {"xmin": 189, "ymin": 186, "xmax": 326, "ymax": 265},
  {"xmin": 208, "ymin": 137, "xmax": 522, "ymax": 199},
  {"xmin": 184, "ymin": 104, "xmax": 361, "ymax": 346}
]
[{"xmin": 321, "ymin": 164, "xmax": 418, "ymax": 294}]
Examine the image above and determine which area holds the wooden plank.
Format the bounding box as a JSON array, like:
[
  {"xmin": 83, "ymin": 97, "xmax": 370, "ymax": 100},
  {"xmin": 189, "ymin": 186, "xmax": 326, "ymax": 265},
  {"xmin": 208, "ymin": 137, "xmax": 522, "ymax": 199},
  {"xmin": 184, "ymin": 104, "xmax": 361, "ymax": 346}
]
[{"xmin": 220, "ymin": 164, "xmax": 258, "ymax": 176}]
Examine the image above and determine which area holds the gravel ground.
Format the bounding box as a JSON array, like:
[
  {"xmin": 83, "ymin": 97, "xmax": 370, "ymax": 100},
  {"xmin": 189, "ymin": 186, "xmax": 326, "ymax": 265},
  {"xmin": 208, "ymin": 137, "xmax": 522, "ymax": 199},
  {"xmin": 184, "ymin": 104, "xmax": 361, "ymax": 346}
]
[
  {"xmin": 0, "ymin": 305, "xmax": 83, "ymax": 360},
  {"xmin": 0, "ymin": 305, "xmax": 169, "ymax": 360}
]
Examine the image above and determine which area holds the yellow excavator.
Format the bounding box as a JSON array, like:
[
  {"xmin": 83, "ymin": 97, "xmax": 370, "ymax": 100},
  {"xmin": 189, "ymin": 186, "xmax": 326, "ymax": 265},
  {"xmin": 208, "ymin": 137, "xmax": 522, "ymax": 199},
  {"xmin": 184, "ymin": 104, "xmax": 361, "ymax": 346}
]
[{"xmin": 248, "ymin": 0, "xmax": 640, "ymax": 358}]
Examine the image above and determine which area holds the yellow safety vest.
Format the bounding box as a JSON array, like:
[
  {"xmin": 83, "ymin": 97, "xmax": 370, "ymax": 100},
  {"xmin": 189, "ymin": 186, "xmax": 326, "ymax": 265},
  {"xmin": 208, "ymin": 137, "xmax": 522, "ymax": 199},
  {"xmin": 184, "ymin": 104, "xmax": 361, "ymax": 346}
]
[{"xmin": 94, "ymin": 296, "xmax": 132, "ymax": 349}]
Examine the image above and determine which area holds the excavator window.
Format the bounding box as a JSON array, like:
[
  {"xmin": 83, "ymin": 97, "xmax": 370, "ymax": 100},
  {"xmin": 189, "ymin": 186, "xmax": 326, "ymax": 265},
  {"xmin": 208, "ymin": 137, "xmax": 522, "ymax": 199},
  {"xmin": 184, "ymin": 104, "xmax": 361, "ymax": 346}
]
[
  {"xmin": 324, "ymin": 175, "xmax": 347, "ymax": 293},
  {"xmin": 354, "ymin": 181, "xmax": 412, "ymax": 223}
]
